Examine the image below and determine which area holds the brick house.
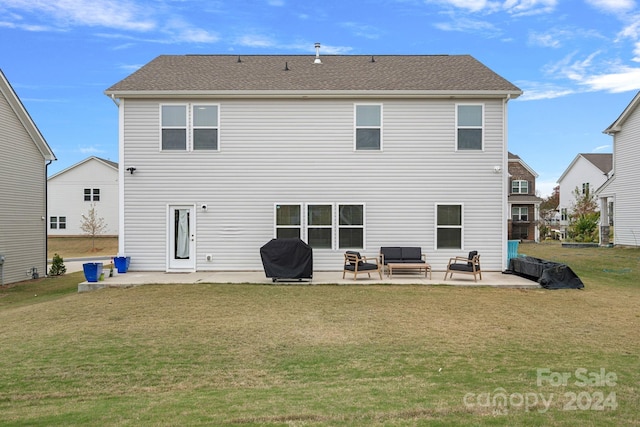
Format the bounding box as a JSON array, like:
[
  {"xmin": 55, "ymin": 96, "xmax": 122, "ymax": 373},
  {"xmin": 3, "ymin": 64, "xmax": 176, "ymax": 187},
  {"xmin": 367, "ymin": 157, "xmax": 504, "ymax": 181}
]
[{"xmin": 508, "ymin": 152, "xmax": 542, "ymax": 241}]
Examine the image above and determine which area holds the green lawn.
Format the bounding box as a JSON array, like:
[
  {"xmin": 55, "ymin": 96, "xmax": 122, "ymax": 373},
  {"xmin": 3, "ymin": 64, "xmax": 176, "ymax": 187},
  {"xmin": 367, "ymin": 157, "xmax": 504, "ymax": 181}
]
[{"xmin": 1, "ymin": 242, "xmax": 638, "ymax": 426}]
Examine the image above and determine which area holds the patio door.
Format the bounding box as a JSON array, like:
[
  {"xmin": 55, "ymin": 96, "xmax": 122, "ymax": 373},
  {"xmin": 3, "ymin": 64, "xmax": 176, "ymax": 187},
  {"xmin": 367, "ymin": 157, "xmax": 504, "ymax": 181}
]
[{"xmin": 168, "ymin": 205, "xmax": 196, "ymax": 271}]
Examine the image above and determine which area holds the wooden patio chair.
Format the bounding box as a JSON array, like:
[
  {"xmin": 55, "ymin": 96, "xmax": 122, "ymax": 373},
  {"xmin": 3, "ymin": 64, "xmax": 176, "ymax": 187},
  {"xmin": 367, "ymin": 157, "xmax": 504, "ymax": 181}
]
[
  {"xmin": 343, "ymin": 251, "xmax": 382, "ymax": 280},
  {"xmin": 444, "ymin": 250, "xmax": 482, "ymax": 282}
]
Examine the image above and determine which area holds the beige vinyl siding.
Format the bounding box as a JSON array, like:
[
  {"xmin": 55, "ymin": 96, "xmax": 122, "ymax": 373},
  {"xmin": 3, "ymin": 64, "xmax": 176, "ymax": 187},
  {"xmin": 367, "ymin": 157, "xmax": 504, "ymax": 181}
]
[
  {"xmin": 0, "ymin": 91, "xmax": 47, "ymax": 284},
  {"xmin": 611, "ymin": 104, "xmax": 640, "ymax": 246},
  {"xmin": 120, "ymin": 97, "xmax": 507, "ymax": 271}
]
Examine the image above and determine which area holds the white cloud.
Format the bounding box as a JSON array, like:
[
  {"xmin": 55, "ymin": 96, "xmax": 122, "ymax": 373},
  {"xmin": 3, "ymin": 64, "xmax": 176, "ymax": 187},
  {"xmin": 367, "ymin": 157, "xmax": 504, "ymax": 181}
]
[
  {"xmin": 536, "ymin": 177, "xmax": 561, "ymax": 198},
  {"xmin": 546, "ymin": 52, "xmax": 640, "ymax": 93},
  {"xmin": 314, "ymin": 44, "xmax": 353, "ymax": 54},
  {"xmin": 503, "ymin": 0, "xmax": 558, "ymax": 16},
  {"xmin": 79, "ymin": 145, "xmax": 106, "ymax": 154},
  {"xmin": 164, "ymin": 17, "xmax": 219, "ymax": 43},
  {"xmin": 340, "ymin": 22, "xmax": 381, "ymax": 39},
  {"xmin": 583, "ymin": 66, "xmax": 640, "ymax": 92},
  {"xmin": 0, "ymin": 0, "xmax": 156, "ymax": 31},
  {"xmin": 434, "ymin": 17, "xmax": 498, "ymax": 35},
  {"xmin": 593, "ymin": 144, "xmax": 612, "ymax": 152},
  {"xmin": 528, "ymin": 31, "xmax": 562, "ymax": 48},
  {"xmin": 585, "ymin": 0, "xmax": 636, "ymax": 13},
  {"xmin": 516, "ymin": 81, "xmax": 575, "ymax": 100},
  {"xmin": 236, "ymin": 35, "xmax": 277, "ymax": 48}
]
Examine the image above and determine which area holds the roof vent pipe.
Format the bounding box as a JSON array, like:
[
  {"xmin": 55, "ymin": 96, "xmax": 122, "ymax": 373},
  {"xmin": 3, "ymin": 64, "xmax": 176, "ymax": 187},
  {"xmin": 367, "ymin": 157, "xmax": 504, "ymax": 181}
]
[{"xmin": 314, "ymin": 42, "xmax": 322, "ymax": 64}]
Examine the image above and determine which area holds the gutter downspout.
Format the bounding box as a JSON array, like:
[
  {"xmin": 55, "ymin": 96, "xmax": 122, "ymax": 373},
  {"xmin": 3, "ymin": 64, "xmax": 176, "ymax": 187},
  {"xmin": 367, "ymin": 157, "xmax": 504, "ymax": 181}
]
[
  {"xmin": 45, "ymin": 159, "xmax": 53, "ymax": 277},
  {"xmin": 503, "ymin": 95, "xmax": 510, "ymax": 271}
]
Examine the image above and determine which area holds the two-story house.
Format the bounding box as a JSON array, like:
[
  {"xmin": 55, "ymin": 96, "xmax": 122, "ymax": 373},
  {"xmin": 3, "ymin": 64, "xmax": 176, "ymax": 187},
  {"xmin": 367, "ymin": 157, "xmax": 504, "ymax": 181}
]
[
  {"xmin": 507, "ymin": 152, "xmax": 542, "ymax": 242},
  {"xmin": 104, "ymin": 52, "xmax": 521, "ymax": 273},
  {"xmin": 597, "ymin": 91, "xmax": 640, "ymax": 247},
  {"xmin": 557, "ymin": 153, "xmax": 612, "ymax": 239},
  {"xmin": 0, "ymin": 69, "xmax": 56, "ymax": 284},
  {"xmin": 48, "ymin": 156, "xmax": 119, "ymax": 236}
]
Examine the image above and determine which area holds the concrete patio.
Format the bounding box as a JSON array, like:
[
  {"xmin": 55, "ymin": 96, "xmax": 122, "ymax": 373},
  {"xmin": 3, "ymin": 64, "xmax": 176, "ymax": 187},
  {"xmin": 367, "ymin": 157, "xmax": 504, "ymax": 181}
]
[{"xmin": 68, "ymin": 258, "xmax": 542, "ymax": 292}]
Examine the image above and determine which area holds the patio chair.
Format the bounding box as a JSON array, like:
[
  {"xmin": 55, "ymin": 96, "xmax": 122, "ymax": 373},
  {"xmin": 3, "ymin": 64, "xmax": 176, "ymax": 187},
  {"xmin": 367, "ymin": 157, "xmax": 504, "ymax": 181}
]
[
  {"xmin": 444, "ymin": 250, "xmax": 482, "ymax": 282},
  {"xmin": 343, "ymin": 251, "xmax": 382, "ymax": 280}
]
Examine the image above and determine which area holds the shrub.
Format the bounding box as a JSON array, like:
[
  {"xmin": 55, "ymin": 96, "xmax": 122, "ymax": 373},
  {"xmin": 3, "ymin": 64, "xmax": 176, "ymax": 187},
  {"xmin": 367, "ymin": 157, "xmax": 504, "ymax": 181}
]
[{"xmin": 48, "ymin": 253, "xmax": 67, "ymax": 276}]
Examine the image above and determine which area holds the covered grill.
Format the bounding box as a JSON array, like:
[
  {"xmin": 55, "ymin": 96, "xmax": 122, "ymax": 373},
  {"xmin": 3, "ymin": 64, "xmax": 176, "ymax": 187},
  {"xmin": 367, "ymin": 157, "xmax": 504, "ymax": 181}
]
[{"xmin": 260, "ymin": 238, "xmax": 313, "ymax": 282}]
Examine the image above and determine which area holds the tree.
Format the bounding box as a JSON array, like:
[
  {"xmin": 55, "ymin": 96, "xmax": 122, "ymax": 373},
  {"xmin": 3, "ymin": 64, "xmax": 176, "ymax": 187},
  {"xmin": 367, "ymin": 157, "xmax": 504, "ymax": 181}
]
[
  {"xmin": 567, "ymin": 186, "xmax": 599, "ymax": 242},
  {"xmin": 81, "ymin": 204, "xmax": 108, "ymax": 251},
  {"xmin": 538, "ymin": 185, "xmax": 560, "ymax": 240}
]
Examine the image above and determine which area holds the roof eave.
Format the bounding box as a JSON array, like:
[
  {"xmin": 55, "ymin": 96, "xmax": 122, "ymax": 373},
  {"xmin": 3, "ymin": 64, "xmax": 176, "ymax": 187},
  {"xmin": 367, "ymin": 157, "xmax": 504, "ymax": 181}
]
[
  {"xmin": 0, "ymin": 69, "xmax": 56, "ymax": 162},
  {"xmin": 104, "ymin": 89, "xmax": 523, "ymax": 100}
]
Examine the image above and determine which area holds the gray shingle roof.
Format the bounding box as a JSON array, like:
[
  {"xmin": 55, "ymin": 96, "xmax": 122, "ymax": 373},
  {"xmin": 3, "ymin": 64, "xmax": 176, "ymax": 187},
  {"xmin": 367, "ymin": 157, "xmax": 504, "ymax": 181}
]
[
  {"xmin": 509, "ymin": 194, "xmax": 543, "ymax": 204},
  {"xmin": 581, "ymin": 153, "xmax": 612, "ymax": 174},
  {"xmin": 105, "ymin": 54, "xmax": 522, "ymax": 95}
]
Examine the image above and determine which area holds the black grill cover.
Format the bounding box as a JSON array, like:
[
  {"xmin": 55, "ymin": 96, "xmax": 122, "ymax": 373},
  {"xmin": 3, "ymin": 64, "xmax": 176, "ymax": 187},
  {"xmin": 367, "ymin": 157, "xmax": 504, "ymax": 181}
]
[
  {"xmin": 510, "ymin": 256, "xmax": 584, "ymax": 289},
  {"xmin": 260, "ymin": 238, "xmax": 313, "ymax": 280}
]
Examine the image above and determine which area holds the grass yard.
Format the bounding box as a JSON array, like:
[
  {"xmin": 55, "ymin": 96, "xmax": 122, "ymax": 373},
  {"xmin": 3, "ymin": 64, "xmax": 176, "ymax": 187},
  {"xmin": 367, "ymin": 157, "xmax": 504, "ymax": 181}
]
[
  {"xmin": 1, "ymin": 242, "xmax": 639, "ymax": 426},
  {"xmin": 47, "ymin": 236, "xmax": 118, "ymax": 259}
]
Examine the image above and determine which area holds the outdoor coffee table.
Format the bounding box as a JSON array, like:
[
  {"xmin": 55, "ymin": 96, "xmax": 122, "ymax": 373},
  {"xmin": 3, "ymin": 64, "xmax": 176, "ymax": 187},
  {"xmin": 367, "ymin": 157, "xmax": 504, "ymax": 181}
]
[{"xmin": 387, "ymin": 262, "xmax": 431, "ymax": 279}]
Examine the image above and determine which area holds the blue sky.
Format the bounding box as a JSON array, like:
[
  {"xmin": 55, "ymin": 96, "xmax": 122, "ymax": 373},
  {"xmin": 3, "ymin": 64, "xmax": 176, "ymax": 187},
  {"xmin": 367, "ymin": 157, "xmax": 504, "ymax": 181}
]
[{"xmin": 2, "ymin": 0, "xmax": 639, "ymax": 196}]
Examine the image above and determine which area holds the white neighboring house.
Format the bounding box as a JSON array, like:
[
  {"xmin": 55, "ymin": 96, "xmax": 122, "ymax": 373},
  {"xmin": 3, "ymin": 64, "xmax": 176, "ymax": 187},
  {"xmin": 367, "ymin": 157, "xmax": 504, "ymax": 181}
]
[
  {"xmin": 597, "ymin": 91, "xmax": 640, "ymax": 247},
  {"xmin": 104, "ymin": 52, "xmax": 522, "ymax": 273},
  {"xmin": 0, "ymin": 69, "xmax": 56, "ymax": 285},
  {"xmin": 557, "ymin": 153, "xmax": 612, "ymax": 239},
  {"xmin": 47, "ymin": 156, "xmax": 119, "ymax": 236}
]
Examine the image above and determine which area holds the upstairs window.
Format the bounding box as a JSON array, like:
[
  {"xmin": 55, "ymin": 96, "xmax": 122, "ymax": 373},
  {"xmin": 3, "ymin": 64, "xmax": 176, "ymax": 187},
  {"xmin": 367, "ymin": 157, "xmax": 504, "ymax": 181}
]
[
  {"xmin": 161, "ymin": 105, "xmax": 187, "ymax": 150},
  {"xmin": 84, "ymin": 188, "xmax": 100, "ymax": 201},
  {"xmin": 512, "ymin": 180, "xmax": 529, "ymax": 194},
  {"xmin": 582, "ymin": 182, "xmax": 590, "ymax": 195},
  {"xmin": 193, "ymin": 105, "xmax": 219, "ymax": 150},
  {"xmin": 161, "ymin": 104, "xmax": 219, "ymax": 151},
  {"xmin": 355, "ymin": 104, "xmax": 382, "ymax": 150},
  {"xmin": 456, "ymin": 104, "xmax": 483, "ymax": 150}
]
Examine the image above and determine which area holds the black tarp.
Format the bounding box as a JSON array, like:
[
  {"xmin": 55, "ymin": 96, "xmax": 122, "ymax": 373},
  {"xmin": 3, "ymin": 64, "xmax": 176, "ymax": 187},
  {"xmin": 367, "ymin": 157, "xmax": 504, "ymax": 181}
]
[
  {"xmin": 509, "ymin": 256, "xmax": 584, "ymax": 289},
  {"xmin": 260, "ymin": 238, "xmax": 313, "ymax": 281}
]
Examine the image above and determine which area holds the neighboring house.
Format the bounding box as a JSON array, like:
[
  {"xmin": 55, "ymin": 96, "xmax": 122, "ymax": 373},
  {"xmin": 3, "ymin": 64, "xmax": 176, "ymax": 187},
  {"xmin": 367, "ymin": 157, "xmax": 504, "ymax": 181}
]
[
  {"xmin": 507, "ymin": 152, "xmax": 542, "ymax": 242},
  {"xmin": 597, "ymin": 91, "xmax": 640, "ymax": 247},
  {"xmin": 557, "ymin": 153, "xmax": 612, "ymax": 239},
  {"xmin": 47, "ymin": 156, "xmax": 119, "ymax": 236},
  {"xmin": 0, "ymin": 69, "xmax": 56, "ymax": 285},
  {"xmin": 104, "ymin": 52, "xmax": 521, "ymax": 273}
]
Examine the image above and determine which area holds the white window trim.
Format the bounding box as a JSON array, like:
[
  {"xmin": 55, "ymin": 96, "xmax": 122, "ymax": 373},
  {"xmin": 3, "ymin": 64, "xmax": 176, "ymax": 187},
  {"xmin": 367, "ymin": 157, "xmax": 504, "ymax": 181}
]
[
  {"xmin": 84, "ymin": 188, "xmax": 99, "ymax": 202},
  {"xmin": 512, "ymin": 206, "xmax": 529, "ymax": 221},
  {"xmin": 455, "ymin": 103, "xmax": 484, "ymax": 151},
  {"xmin": 272, "ymin": 202, "xmax": 366, "ymax": 250},
  {"xmin": 160, "ymin": 103, "xmax": 220, "ymax": 152},
  {"xmin": 354, "ymin": 103, "xmax": 383, "ymax": 151},
  {"xmin": 337, "ymin": 202, "xmax": 366, "ymax": 250},
  {"xmin": 512, "ymin": 180, "xmax": 528, "ymax": 194},
  {"xmin": 434, "ymin": 202, "xmax": 464, "ymax": 251},
  {"xmin": 274, "ymin": 203, "xmax": 303, "ymax": 240},
  {"xmin": 306, "ymin": 203, "xmax": 335, "ymax": 250},
  {"xmin": 192, "ymin": 104, "xmax": 220, "ymax": 151},
  {"xmin": 159, "ymin": 103, "xmax": 187, "ymax": 151}
]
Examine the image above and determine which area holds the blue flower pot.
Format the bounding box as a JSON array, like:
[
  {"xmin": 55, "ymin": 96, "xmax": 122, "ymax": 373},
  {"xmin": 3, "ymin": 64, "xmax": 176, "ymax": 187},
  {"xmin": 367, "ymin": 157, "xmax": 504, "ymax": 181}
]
[
  {"xmin": 83, "ymin": 262, "xmax": 103, "ymax": 283},
  {"xmin": 114, "ymin": 256, "xmax": 131, "ymax": 273}
]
